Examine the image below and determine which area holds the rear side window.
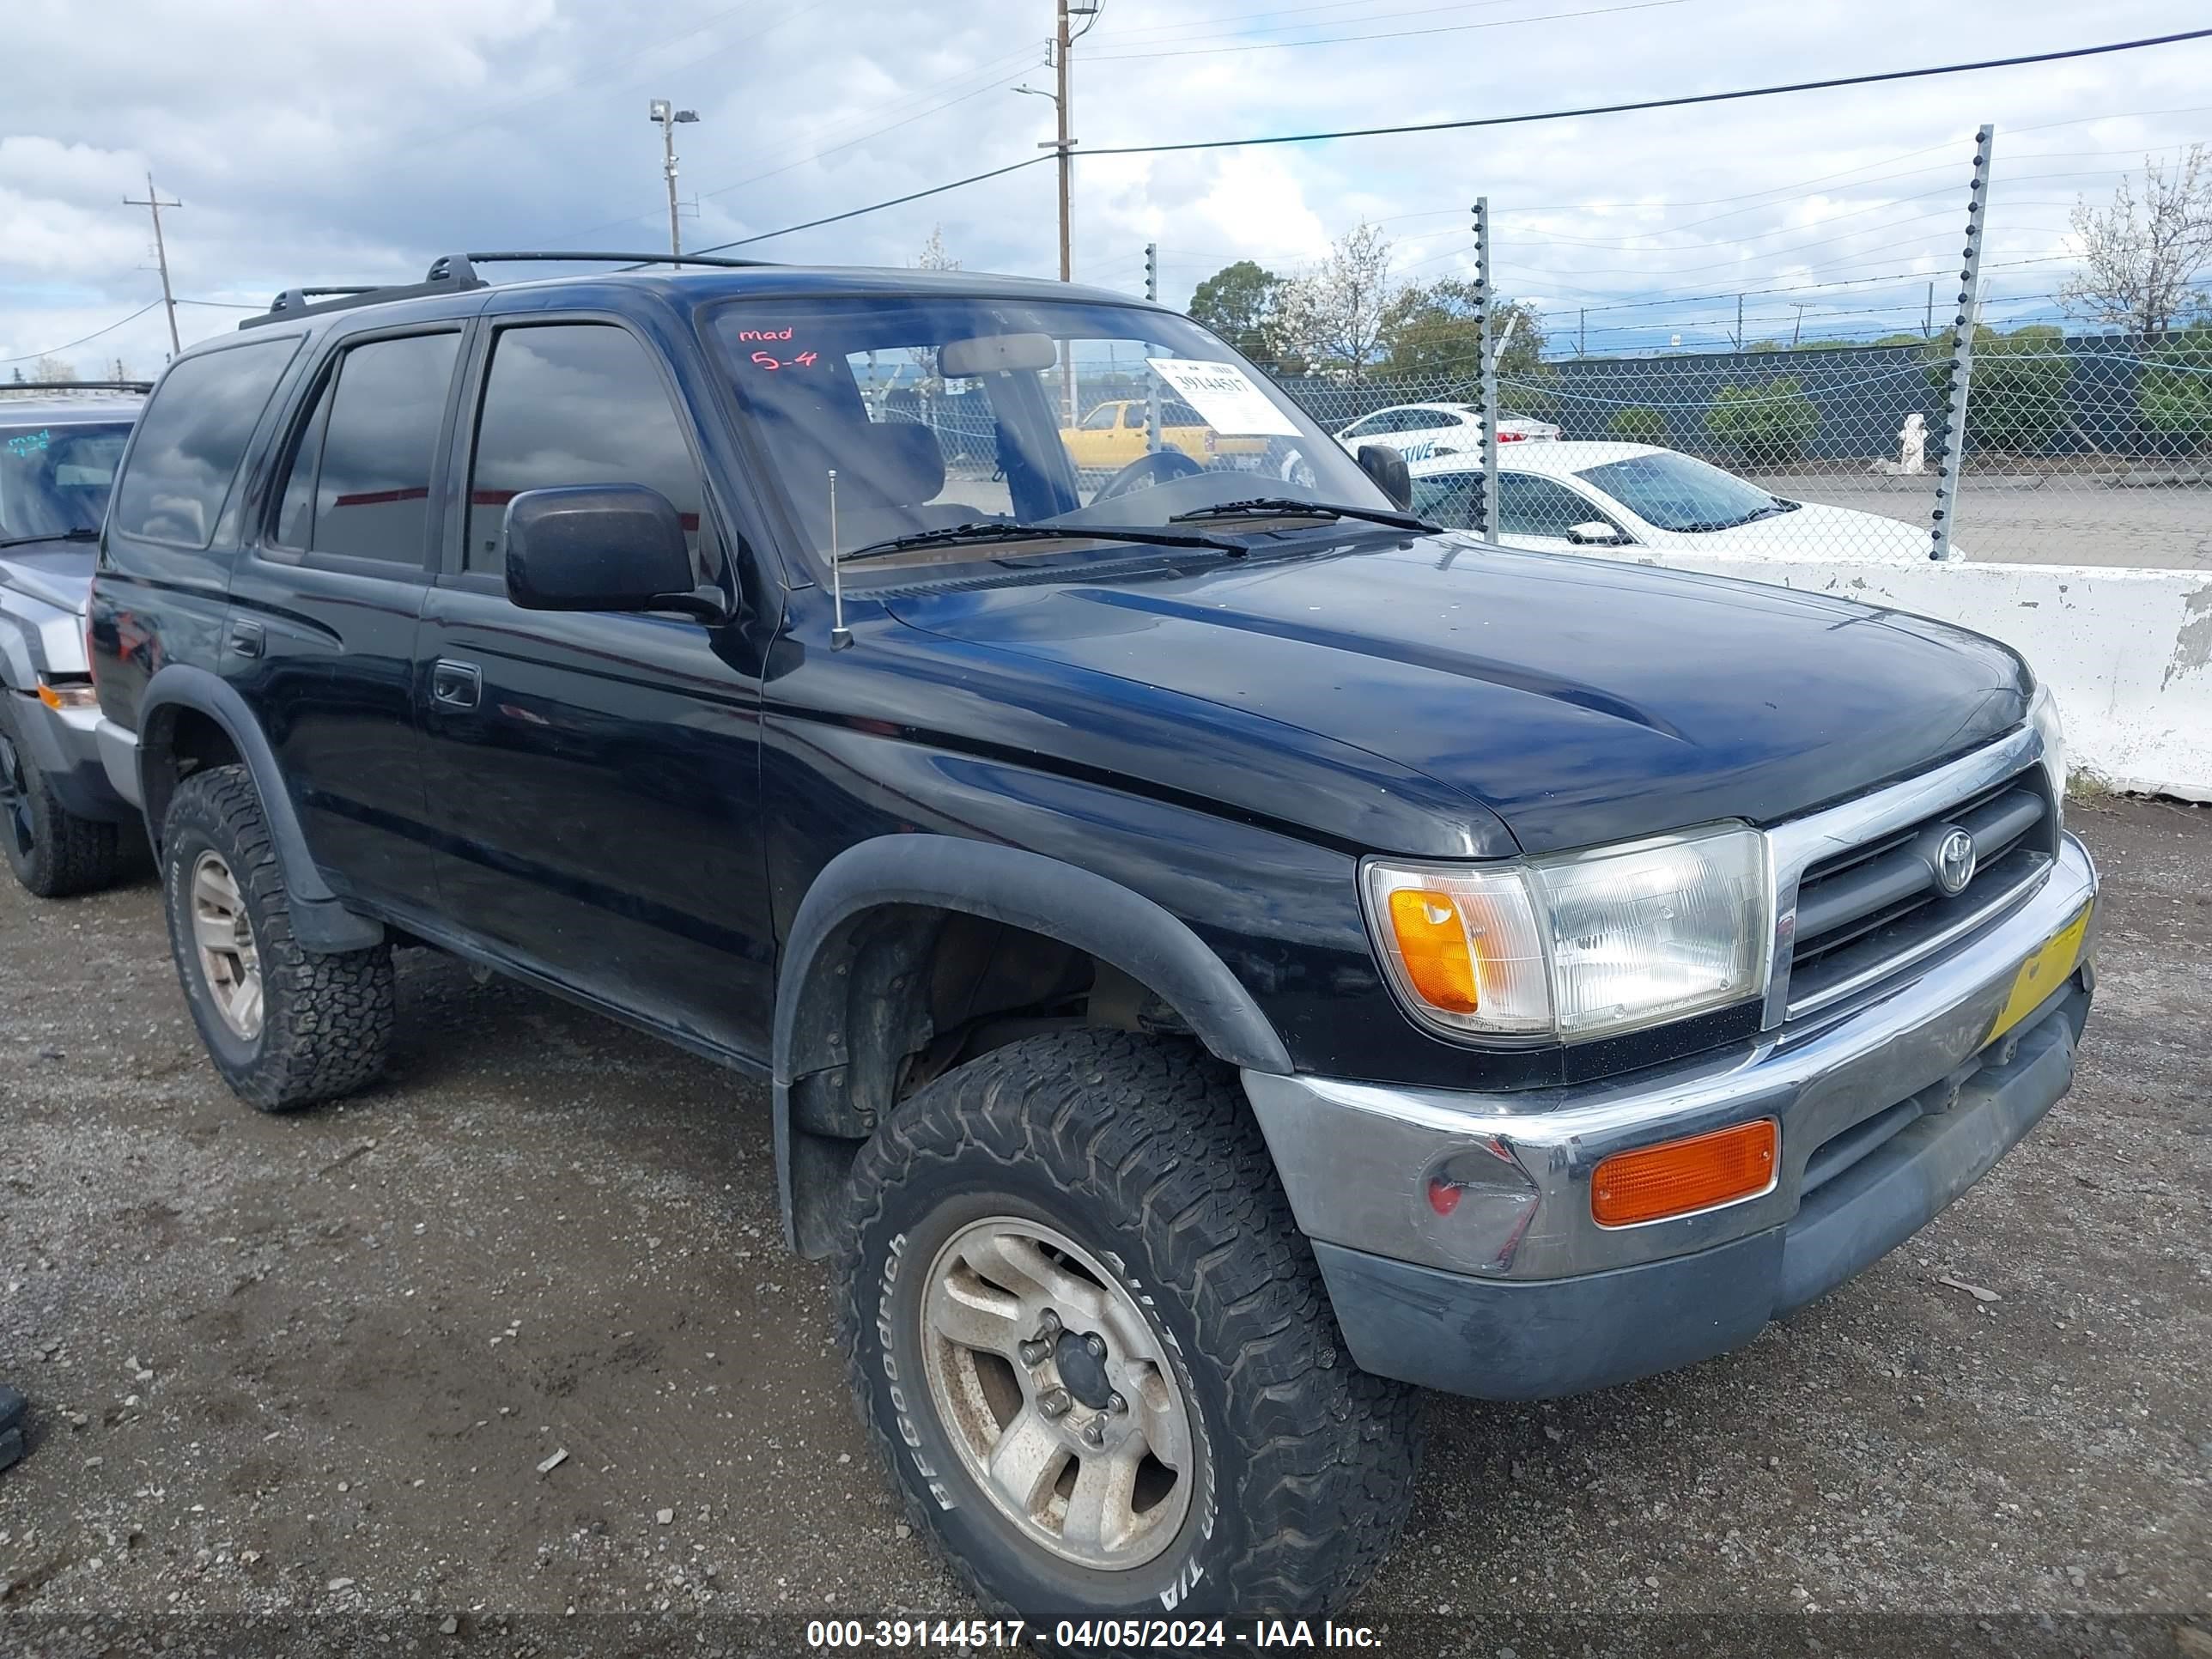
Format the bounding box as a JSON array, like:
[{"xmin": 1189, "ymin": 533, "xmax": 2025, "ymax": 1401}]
[
  {"xmin": 111, "ymin": 340, "xmax": 295, "ymax": 546},
  {"xmin": 276, "ymin": 332, "xmax": 460, "ymax": 567},
  {"xmin": 465, "ymin": 324, "xmax": 702, "ymax": 575},
  {"xmin": 1497, "ymin": 473, "xmax": 1612, "ymax": 538}
]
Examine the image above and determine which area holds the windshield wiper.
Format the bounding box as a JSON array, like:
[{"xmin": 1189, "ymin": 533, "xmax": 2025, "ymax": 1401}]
[
  {"xmin": 1168, "ymin": 497, "xmax": 1439, "ymax": 533},
  {"xmin": 0, "ymin": 526, "xmax": 98, "ymax": 551},
  {"xmin": 1674, "ymin": 501, "xmax": 1802, "ymax": 534},
  {"xmin": 838, "ymin": 520, "xmax": 1244, "ymax": 564}
]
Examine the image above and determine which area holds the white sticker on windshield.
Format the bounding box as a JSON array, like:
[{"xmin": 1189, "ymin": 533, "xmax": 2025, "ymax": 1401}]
[{"xmin": 1145, "ymin": 358, "xmax": 1301, "ymax": 438}]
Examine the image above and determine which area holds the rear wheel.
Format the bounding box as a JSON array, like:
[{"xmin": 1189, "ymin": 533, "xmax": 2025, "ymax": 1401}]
[
  {"xmin": 840, "ymin": 1030, "xmax": 1419, "ymax": 1619},
  {"xmin": 161, "ymin": 765, "xmax": 392, "ymax": 1111},
  {"xmin": 0, "ymin": 696, "xmax": 121, "ymax": 898}
]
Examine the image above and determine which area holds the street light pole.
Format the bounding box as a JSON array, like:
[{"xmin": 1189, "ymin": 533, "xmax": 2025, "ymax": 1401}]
[{"xmin": 649, "ymin": 100, "xmax": 700, "ymax": 259}]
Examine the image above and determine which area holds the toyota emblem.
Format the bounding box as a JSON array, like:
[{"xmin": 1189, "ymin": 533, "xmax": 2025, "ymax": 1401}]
[{"xmin": 1933, "ymin": 826, "xmax": 1978, "ymax": 896}]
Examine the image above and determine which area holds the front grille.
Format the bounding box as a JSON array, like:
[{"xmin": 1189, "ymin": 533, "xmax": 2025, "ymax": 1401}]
[{"xmin": 1784, "ymin": 766, "xmax": 2056, "ymax": 1018}]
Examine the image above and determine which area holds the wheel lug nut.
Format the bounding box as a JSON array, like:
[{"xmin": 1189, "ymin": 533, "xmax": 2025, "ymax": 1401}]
[
  {"xmin": 1038, "ymin": 1388, "xmax": 1073, "ymax": 1419},
  {"xmin": 1018, "ymin": 1338, "xmax": 1053, "ymax": 1367},
  {"xmin": 1080, "ymin": 1415, "xmax": 1108, "ymax": 1448},
  {"xmin": 1108, "ymin": 1392, "xmax": 1127, "ymax": 1414},
  {"xmin": 1085, "ymin": 1334, "xmax": 1106, "ymax": 1360},
  {"xmin": 1037, "ymin": 1310, "xmax": 1061, "ymax": 1338}
]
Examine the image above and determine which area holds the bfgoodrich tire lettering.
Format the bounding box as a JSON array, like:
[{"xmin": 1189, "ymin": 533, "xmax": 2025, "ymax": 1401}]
[
  {"xmin": 839, "ymin": 1030, "xmax": 1419, "ymax": 1618},
  {"xmin": 161, "ymin": 764, "xmax": 393, "ymax": 1111}
]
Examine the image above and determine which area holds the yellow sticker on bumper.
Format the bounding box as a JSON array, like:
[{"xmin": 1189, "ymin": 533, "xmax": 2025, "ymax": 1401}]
[{"xmin": 1987, "ymin": 902, "xmax": 2092, "ymax": 1046}]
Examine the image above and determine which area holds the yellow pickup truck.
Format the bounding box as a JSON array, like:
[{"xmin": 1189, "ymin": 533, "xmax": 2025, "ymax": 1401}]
[{"xmin": 1060, "ymin": 399, "xmax": 1267, "ymax": 471}]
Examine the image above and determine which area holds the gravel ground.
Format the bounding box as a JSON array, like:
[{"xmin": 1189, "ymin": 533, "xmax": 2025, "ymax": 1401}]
[
  {"xmin": 2, "ymin": 798, "xmax": 2209, "ymax": 1656},
  {"xmin": 1772, "ymin": 475, "xmax": 2212, "ymax": 569}
]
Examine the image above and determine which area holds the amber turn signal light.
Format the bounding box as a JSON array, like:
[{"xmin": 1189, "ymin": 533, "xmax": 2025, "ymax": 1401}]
[
  {"xmin": 1590, "ymin": 1119, "xmax": 1778, "ymax": 1227},
  {"xmin": 1385, "ymin": 888, "xmax": 1480, "ymax": 1013}
]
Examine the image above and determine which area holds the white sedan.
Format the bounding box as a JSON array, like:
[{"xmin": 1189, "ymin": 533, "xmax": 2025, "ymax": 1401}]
[
  {"xmin": 1333, "ymin": 401, "xmax": 1559, "ymax": 464},
  {"xmin": 1406, "ymin": 441, "xmax": 1943, "ymax": 562}
]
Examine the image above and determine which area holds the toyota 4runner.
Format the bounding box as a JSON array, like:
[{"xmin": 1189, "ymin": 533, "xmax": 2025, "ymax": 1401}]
[{"xmin": 87, "ymin": 252, "xmax": 2095, "ymax": 1619}]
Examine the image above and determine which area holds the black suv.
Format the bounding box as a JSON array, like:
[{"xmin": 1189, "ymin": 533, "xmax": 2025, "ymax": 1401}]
[{"xmin": 88, "ymin": 252, "xmax": 2097, "ymax": 1620}]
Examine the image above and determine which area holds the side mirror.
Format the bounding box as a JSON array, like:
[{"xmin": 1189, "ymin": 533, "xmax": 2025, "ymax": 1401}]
[
  {"xmin": 1355, "ymin": 443, "xmax": 1413, "ymax": 512},
  {"xmin": 1567, "ymin": 520, "xmax": 1626, "ymax": 546},
  {"xmin": 505, "ymin": 485, "xmax": 720, "ymax": 618}
]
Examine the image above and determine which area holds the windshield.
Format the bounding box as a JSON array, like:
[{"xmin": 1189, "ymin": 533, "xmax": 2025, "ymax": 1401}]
[
  {"xmin": 1, "ymin": 420, "xmax": 133, "ymax": 542},
  {"xmin": 1575, "ymin": 451, "xmax": 1786, "ymax": 533},
  {"xmin": 709, "ymin": 296, "xmax": 1388, "ymax": 570}
]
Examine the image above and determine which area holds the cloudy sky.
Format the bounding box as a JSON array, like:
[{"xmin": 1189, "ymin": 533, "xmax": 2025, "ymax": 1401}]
[{"xmin": 5, "ymin": 0, "xmax": 2209, "ymax": 375}]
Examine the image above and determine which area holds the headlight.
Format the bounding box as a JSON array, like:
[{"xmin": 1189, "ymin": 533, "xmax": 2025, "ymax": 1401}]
[
  {"xmin": 1364, "ymin": 824, "xmax": 1774, "ymax": 1043},
  {"xmin": 2029, "ymin": 682, "xmax": 2066, "ymax": 825}
]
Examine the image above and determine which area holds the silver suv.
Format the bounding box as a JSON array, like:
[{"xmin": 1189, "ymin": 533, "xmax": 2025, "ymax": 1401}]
[{"xmin": 0, "ymin": 383, "xmax": 146, "ymax": 896}]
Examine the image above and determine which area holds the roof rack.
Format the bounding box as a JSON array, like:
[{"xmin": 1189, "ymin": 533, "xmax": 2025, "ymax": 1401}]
[
  {"xmin": 239, "ymin": 250, "xmax": 779, "ymax": 331},
  {"xmin": 0, "ymin": 379, "xmax": 153, "ymax": 395}
]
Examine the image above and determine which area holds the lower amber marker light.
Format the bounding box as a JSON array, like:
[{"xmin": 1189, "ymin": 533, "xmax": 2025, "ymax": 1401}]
[{"xmin": 1590, "ymin": 1119, "xmax": 1778, "ymax": 1227}]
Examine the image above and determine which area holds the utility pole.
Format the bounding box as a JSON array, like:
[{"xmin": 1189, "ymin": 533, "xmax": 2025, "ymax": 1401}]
[
  {"xmin": 1925, "ymin": 280, "xmax": 1935, "ymax": 337},
  {"xmin": 648, "ymin": 100, "xmax": 700, "ymax": 259},
  {"xmin": 1790, "ymin": 303, "xmax": 1808, "ymax": 348},
  {"xmin": 1577, "ymin": 307, "xmax": 1586, "ymax": 358},
  {"xmin": 1735, "ymin": 294, "xmax": 1744, "ymax": 351},
  {"xmin": 1016, "ymin": 3, "xmax": 1094, "ymax": 422},
  {"xmin": 123, "ymin": 173, "xmax": 181, "ymax": 358}
]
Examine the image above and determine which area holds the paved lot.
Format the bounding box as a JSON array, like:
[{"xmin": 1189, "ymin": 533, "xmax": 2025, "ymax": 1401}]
[
  {"xmin": 2, "ymin": 799, "xmax": 2209, "ymax": 1655},
  {"xmin": 1777, "ymin": 475, "xmax": 2212, "ymax": 569}
]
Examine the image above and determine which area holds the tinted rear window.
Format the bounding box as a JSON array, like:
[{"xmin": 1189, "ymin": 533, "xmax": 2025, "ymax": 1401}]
[{"xmin": 112, "ymin": 340, "xmax": 296, "ymax": 547}]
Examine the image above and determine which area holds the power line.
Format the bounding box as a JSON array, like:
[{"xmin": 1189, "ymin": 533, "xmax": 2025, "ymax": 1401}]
[
  {"xmin": 680, "ymin": 27, "xmax": 2212, "ymax": 254},
  {"xmin": 1097, "ymin": 0, "xmax": 1534, "ymax": 45},
  {"xmin": 1080, "ymin": 27, "xmax": 2212, "ymax": 156},
  {"xmin": 1084, "ymin": 0, "xmax": 1689, "ymax": 59},
  {"xmin": 2, "ymin": 301, "xmax": 164, "ymax": 366},
  {"xmin": 684, "ymin": 155, "xmax": 1056, "ymax": 253}
]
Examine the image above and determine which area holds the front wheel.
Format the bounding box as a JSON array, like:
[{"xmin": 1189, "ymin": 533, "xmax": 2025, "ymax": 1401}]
[
  {"xmin": 840, "ymin": 1031, "xmax": 1419, "ymax": 1619},
  {"xmin": 0, "ymin": 696, "xmax": 122, "ymax": 898},
  {"xmin": 160, "ymin": 764, "xmax": 393, "ymax": 1111}
]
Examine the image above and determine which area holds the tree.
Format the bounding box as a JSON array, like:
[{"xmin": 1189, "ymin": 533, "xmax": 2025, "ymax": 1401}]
[
  {"xmin": 2137, "ymin": 320, "xmax": 2212, "ymax": 453},
  {"xmin": 1705, "ymin": 377, "xmax": 1819, "ymax": 468},
  {"xmin": 1188, "ymin": 260, "xmax": 1289, "ymax": 366},
  {"xmin": 28, "ymin": 356, "xmax": 76, "ymax": 384},
  {"xmin": 1921, "ymin": 324, "xmax": 2072, "ymax": 453},
  {"xmin": 1279, "ymin": 222, "xmax": 1395, "ymax": 380},
  {"xmin": 2060, "ymin": 146, "xmax": 2212, "ymax": 337},
  {"xmin": 1376, "ymin": 281, "xmax": 1546, "ymax": 382},
  {"xmin": 914, "ymin": 225, "xmax": 960, "ymax": 270},
  {"xmin": 1607, "ymin": 405, "xmax": 1668, "ymax": 445}
]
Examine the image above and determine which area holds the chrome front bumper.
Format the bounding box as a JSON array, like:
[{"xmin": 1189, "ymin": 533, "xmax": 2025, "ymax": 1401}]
[{"xmin": 1243, "ymin": 831, "xmax": 2098, "ymax": 1286}]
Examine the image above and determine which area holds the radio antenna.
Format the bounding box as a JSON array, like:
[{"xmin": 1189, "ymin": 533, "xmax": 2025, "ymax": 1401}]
[{"xmin": 828, "ymin": 468, "xmax": 852, "ymax": 649}]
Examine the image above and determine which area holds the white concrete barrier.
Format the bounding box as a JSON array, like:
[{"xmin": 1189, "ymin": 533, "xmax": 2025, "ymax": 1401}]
[{"xmin": 1626, "ymin": 551, "xmax": 2212, "ymax": 802}]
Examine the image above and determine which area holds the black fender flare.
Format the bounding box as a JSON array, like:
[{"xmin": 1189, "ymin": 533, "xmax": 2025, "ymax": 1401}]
[
  {"xmin": 772, "ymin": 834, "xmax": 1292, "ymax": 1254},
  {"xmin": 137, "ymin": 663, "xmax": 384, "ymax": 954}
]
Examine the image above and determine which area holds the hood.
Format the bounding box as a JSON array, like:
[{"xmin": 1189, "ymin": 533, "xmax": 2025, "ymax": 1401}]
[
  {"xmin": 0, "ymin": 544, "xmax": 95, "ymax": 616},
  {"xmin": 881, "ymin": 535, "xmax": 2029, "ymax": 857},
  {"xmin": 1658, "ymin": 501, "xmax": 1930, "ymax": 562}
]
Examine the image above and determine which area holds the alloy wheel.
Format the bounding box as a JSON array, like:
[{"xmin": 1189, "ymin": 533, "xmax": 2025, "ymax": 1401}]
[
  {"xmin": 919, "ymin": 1217, "xmax": 1197, "ymax": 1571},
  {"xmin": 190, "ymin": 850, "xmax": 264, "ymax": 1039}
]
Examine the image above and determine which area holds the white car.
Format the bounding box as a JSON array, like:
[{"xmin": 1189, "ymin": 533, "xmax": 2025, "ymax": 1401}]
[
  {"xmin": 1406, "ymin": 441, "xmax": 1942, "ymax": 562},
  {"xmin": 1333, "ymin": 401, "xmax": 1559, "ymax": 464}
]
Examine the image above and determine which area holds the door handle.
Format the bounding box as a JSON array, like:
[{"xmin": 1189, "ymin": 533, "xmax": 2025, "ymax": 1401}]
[
  {"xmin": 431, "ymin": 659, "xmax": 482, "ymax": 710},
  {"xmin": 228, "ymin": 618, "xmax": 264, "ymax": 659}
]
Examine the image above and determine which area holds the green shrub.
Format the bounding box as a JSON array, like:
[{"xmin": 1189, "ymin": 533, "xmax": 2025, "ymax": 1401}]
[
  {"xmin": 2137, "ymin": 324, "xmax": 2212, "ymax": 452},
  {"xmin": 1922, "ymin": 324, "xmax": 2072, "ymax": 453},
  {"xmin": 1607, "ymin": 404, "xmax": 1668, "ymax": 445},
  {"xmin": 1705, "ymin": 377, "xmax": 1818, "ymax": 467}
]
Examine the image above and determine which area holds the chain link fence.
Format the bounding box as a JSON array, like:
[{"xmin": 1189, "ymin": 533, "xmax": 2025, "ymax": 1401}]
[{"xmin": 1124, "ymin": 121, "xmax": 2212, "ymax": 572}]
